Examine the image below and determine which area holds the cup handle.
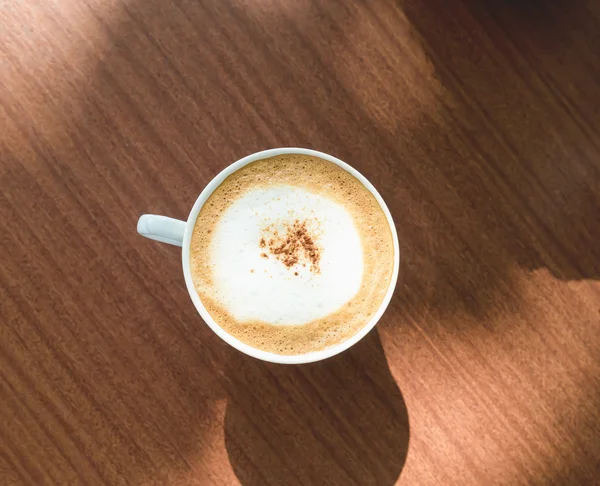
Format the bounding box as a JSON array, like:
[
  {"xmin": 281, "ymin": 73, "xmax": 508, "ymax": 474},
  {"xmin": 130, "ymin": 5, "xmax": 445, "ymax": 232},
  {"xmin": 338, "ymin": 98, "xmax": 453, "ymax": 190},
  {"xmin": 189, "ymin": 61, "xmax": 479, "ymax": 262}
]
[{"xmin": 137, "ymin": 214, "xmax": 186, "ymax": 247}]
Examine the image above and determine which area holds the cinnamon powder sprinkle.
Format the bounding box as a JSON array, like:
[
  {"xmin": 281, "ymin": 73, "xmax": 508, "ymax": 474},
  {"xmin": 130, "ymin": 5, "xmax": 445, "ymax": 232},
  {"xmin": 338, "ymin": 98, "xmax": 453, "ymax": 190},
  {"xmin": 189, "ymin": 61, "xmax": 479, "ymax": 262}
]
[{"xmin": 261, "ymin": 220, "xmax": 321, "ymax": 272}]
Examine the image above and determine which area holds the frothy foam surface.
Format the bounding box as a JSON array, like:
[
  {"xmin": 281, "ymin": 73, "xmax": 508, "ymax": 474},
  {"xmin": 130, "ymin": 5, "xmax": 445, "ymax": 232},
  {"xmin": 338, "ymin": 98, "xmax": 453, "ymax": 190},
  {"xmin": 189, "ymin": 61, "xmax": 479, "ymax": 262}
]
[
  {"xmin": 211, "ymin": 186, "xmax": 363, "ymax": 324},
  {"xmin": 190, "ymin": 154, "xmax": 394, "ymax": 355}
]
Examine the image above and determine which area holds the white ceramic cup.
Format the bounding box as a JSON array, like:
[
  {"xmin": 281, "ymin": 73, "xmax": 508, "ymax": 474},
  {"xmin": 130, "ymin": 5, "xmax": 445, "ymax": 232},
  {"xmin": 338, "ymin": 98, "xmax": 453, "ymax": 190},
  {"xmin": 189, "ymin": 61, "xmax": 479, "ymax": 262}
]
[{"xmin": 137, "ymin": 148, "xmax": 400, "ymax": 364}]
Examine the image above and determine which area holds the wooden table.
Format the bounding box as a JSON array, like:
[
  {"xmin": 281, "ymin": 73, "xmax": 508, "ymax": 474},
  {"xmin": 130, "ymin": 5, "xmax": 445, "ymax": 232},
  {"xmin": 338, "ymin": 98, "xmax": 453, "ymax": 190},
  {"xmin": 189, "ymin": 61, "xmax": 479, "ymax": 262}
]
[{"xmin": 2, "ymin": 0, "xmax": 599, "ymax": 484}]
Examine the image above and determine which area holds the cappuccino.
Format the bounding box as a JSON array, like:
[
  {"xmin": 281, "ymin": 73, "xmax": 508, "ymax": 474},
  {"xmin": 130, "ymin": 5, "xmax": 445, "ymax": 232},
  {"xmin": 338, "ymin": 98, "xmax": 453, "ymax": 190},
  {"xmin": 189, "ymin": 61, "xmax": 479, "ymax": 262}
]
[{"xmin": 190, "ymin": 154, "xmax": 394, "ymax": 355}]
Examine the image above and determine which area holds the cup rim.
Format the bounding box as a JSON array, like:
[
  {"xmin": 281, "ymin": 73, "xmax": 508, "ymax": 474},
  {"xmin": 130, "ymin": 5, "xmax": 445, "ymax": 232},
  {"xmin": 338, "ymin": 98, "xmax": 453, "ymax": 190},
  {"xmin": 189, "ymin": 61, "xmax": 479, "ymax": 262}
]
[{"xmin": 181, "ymin": 148, "xmax": 400, "ymax": 364}]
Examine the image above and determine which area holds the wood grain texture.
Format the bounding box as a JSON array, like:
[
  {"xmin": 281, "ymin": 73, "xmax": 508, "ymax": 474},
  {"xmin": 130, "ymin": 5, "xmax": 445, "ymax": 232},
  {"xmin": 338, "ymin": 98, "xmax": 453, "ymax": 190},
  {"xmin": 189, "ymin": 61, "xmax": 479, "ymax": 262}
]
[{"xmin": 1, "ymin": 0, "xmax": 599, "ymax": 484}]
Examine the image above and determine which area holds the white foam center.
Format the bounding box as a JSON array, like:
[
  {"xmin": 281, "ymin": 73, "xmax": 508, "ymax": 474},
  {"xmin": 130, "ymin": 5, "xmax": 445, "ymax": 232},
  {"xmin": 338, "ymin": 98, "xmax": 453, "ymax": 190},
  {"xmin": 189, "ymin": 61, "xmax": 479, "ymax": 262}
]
[{"xmin": 209, "ymin": 185, "xmax": 364, "ymax": 325}]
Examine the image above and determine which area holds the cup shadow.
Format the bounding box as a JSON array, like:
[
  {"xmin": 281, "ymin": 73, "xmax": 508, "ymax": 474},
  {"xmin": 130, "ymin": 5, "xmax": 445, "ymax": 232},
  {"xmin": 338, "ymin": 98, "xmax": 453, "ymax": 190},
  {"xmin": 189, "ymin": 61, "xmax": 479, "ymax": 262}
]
[{"xmin": 221, "ymin": 330, "xmax": 410, "ymax": 486}]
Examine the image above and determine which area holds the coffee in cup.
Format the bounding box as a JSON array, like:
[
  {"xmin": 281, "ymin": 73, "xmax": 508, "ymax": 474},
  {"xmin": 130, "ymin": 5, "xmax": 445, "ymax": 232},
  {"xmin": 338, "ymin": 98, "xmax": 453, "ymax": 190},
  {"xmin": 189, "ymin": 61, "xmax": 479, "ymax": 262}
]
[{"xmin": 189, "ymin": 153, "xmax": 395, "ymax": 355}]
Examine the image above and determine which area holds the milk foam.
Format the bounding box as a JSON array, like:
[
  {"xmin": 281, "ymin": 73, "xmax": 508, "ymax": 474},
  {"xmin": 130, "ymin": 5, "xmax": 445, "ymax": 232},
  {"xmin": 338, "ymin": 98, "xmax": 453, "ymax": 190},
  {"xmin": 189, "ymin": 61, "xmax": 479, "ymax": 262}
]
[{"xmin": 209, "ymin": 185, "xmax": 363, "ymax": 325}]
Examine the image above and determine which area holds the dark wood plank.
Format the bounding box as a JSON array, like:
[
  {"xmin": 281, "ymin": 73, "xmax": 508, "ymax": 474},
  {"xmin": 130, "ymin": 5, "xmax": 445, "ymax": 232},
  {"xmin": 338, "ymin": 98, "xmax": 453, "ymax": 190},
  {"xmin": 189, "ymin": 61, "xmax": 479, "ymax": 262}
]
[{"xmin": 1, "ymin": 0, "xmax": 599, "ymax": 484}]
